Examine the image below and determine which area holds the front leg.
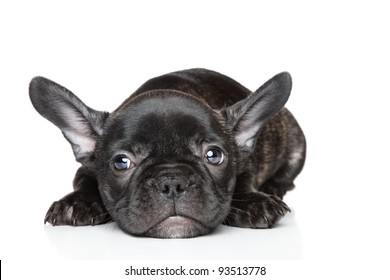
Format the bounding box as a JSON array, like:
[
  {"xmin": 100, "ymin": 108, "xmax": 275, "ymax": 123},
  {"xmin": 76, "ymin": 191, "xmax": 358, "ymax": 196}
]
[
  {"xmin": 224, "ymin": 192, "xmax": 290, "ymax": 228},
  {"xmin": 44, "ymin": 167, "xmax": 112, "ymax": 226}
]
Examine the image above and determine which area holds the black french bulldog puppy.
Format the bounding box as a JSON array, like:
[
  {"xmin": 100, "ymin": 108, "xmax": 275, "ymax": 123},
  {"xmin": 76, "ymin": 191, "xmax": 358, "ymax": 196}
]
[{"xmin": 29, "ymin": 68, "xmax": 306, "ymax": 238}]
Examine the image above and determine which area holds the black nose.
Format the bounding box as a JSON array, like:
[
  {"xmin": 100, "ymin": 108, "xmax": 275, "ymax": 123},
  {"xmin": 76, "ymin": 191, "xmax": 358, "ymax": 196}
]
[{"xmin": 158, "ymin": 177, "xmax": 188, "ymax": 199}]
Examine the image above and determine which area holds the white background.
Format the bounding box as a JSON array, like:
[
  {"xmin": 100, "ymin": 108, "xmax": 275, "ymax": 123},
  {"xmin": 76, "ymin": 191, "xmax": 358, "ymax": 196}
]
[{"xmin": 1, "ymin": 0, "xmax": 389, "ymax": 279}]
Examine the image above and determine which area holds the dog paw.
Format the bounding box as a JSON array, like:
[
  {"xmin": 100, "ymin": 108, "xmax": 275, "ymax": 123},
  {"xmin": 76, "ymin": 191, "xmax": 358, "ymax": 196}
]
[
  {"xmin": 44, "ymin": 191, "xmax": 112, "ymax": 226},
  {"xmin": 225, "ymin": 192, "xmax": 290, "ymax": 228}
]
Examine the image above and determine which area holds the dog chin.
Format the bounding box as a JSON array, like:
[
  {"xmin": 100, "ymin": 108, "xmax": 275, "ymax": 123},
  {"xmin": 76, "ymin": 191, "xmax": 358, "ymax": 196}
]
[{"xmin": 144, "ymin": 216, "xmax": 210, "ymax": 238}]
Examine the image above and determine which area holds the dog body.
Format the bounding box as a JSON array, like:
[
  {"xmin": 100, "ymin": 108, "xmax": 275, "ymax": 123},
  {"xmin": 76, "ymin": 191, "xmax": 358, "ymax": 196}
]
[{"xmin": 29, "ymin": 68, "xmax": 305, "ymax": 238}]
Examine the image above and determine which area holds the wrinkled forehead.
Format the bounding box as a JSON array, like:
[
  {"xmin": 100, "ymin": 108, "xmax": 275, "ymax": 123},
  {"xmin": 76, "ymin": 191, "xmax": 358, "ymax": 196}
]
[{"xmin": 104, "ymin": 91, "xmax": 227, "ymax": 153}]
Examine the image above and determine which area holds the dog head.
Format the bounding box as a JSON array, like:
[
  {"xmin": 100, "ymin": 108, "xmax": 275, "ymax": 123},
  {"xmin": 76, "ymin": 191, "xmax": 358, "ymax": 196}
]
[{"xmin": 29, "ymin": 71, "xmax": 291, "ymax": 238}]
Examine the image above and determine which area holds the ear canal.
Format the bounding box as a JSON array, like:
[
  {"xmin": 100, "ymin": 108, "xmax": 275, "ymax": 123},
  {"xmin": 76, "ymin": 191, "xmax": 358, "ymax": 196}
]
[
  {"xmin": 29, "ymin": 77, "xmax": 109, "ymax": 164},
  {"xmin": 224, "ymin": 72, "xmax": 292, "ymax": 152}
]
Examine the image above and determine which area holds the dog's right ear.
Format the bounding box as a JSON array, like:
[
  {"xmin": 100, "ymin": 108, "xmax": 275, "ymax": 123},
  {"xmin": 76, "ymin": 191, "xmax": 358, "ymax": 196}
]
[{"xmin": 29, "ymin": 77, "xmax": 109, "ymax": 164}]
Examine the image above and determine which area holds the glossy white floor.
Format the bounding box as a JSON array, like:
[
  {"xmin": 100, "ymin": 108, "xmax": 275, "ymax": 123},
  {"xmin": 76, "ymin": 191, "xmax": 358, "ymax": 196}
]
[{"xmin": 42, "ymin": 207, "xmax": 302, "ymax": 260}]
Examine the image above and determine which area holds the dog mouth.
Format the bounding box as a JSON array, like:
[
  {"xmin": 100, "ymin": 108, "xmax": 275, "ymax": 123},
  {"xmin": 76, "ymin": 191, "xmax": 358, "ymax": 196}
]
[{"xmin": 145, "ymin": 215, "xmax": 209, "ymax": 238}]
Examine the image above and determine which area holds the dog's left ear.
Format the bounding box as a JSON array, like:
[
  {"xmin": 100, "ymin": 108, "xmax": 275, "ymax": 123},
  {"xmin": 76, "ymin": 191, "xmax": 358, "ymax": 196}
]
[
  {"xmin": 29, "ymin": 77, "xmax": 109, "ymax": 165},
  {"xmin": 223, "ymin": 72, "xmax": 292, "ymax": 158}
]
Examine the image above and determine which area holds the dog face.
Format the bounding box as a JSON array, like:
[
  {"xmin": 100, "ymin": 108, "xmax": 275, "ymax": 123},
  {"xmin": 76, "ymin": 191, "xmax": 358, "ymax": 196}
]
[
  {"xmin": 29, "ymin": 69, "xmax": 292, "ymax": 238},
  {"xmin": 96, "ymin": 91, "xmax": 236, "ymax": 237}
]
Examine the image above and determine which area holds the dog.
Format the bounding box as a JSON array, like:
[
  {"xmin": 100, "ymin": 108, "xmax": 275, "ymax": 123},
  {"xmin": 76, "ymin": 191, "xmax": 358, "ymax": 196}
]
[{"xmin": 29, "ymin": 68, "xmax": 306, "ymax": 238}]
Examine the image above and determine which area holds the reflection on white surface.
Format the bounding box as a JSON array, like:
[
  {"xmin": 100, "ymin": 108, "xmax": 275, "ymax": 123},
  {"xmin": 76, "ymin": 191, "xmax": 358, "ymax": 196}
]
[{"xmin": 44, "ymin": 210, "xmax": 302, "ymax": 260}]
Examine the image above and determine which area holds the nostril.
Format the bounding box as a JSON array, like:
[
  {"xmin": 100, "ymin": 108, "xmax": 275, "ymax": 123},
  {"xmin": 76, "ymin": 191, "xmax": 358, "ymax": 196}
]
[
  {"xmin": 176, "ymin": 183, "xmax": 185, "ymax": 193},
  {"xmin": 161, "ymin": 184, "xmax": 170, "ymax": 194}
]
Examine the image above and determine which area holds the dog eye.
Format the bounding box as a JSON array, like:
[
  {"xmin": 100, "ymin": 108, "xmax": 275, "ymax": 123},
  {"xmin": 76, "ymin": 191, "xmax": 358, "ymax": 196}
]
[
  {"xmin": 113, "ymin": 155, "xmax": 132, "ymax": 170},
  {"xmin": 205, "ymin": 149, "xmax": 224, "ymax": 165}
]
